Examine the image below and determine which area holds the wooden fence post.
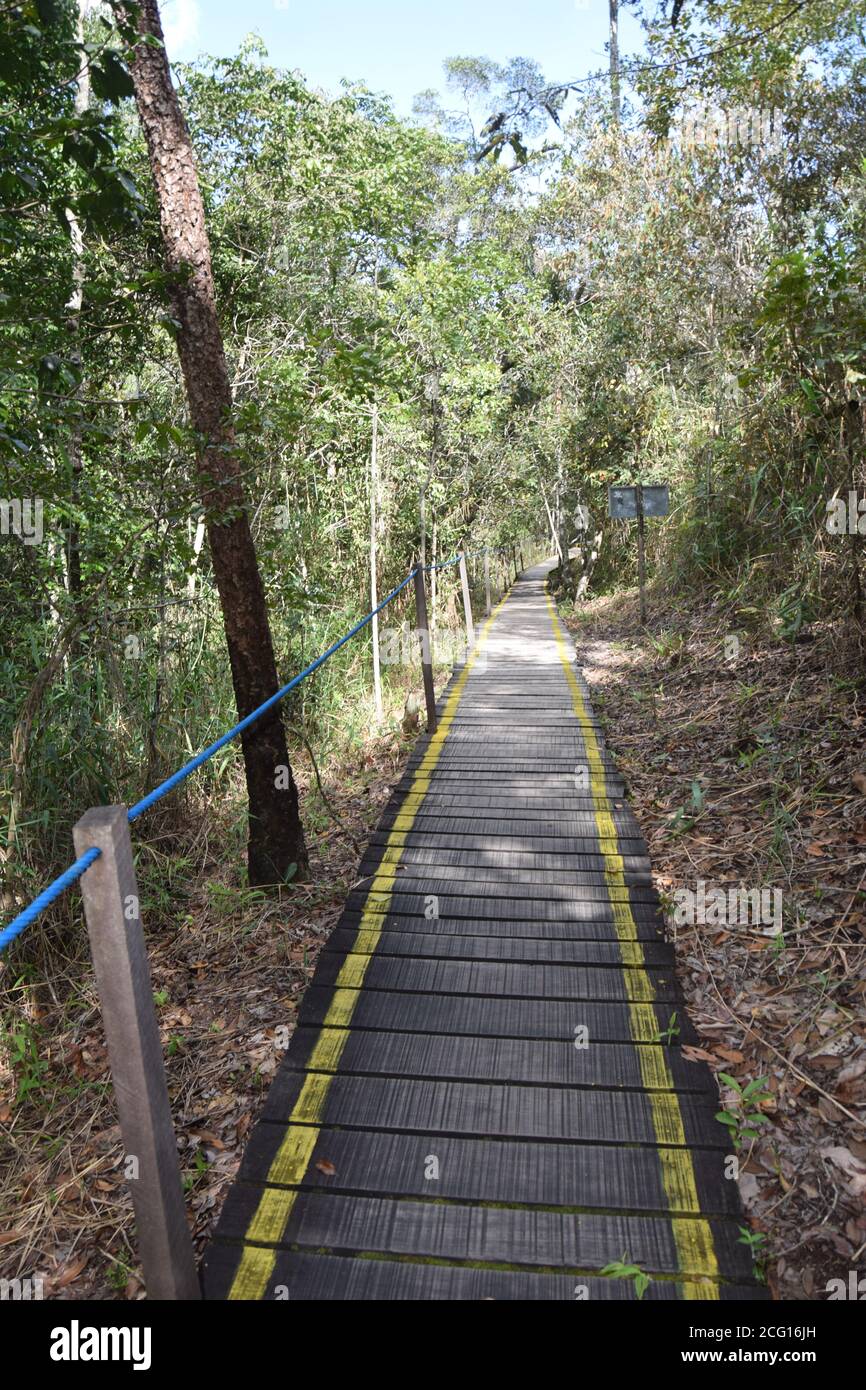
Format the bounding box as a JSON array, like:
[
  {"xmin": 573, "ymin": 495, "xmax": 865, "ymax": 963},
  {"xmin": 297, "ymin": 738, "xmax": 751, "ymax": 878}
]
[
  {"xmin": 72, "ymin": 806, "xmax": 201, "ymax": 1301},
  {"xmin": 484, "ymin": 549, "xmax": 491, "ymax": 617},
  {"xmin": 458, "ymin": 551, "xmax": 474, "ymax": 648},
  {"xmin": 413, "ymin": 567, "xmax": 437, "ymax": 734}
]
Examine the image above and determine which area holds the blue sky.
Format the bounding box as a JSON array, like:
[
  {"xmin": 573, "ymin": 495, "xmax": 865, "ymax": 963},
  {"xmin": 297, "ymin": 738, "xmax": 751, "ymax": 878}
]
[{"xmin": 159, "ymin": 0, "xmax": 645, "ymax": 115}]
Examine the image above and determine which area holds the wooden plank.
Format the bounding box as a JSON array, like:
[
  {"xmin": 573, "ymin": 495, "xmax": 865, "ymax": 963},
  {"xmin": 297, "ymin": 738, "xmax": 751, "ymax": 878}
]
[
  {"xmin": 209, "ymin": 1191, "xmax": 754, "ymax": 1279},
  {"xmin": 310, "ymin": 952, "xmax": 681, "ymax": 1003},
  {"xmin": 381, "ymin": 809, "xmax": 633, "ymax": 826},
  {"xmin": 391, "ymin": 781, "xmax": 628, "ymax": 800},
  {"xmin": 297, "ymin": 986, "xmax": 699, "ymax": 1044},
  {"xmin": 364, "ymin": 841, "xmax": 652, "ymax": 872},
  {"xmin": 342, "ymin": 885, "xmax": 660, "ymax": 913},
  {"xmin": 381, "ymin": 794, "xmax": 641, "ymax": 820},
  {"xmin": 349, "ymin": 873, "xmax": 659, "ymax": 900},
  {"xmin": 403, "ymin": 760, "xmax": 625, "ymax": 775},
  {"xmin": 356, "ymin": 861, "xmax": 654, "ymax": 889},
  {"xmin": 279, "ymin": 1025, "xmax": 715, "ymax": 1093},
  {"xmin": 335, "ymin": 907, "xmax": 667, "ymax": 941},
  {"xmin": 323, "ymin": 928, "xmax": 672, "ymax": 968},
  {"xmin": 72, "ymin": 806, "xmax": 200, "ymax": 1302},
  {"xmin": 341, "ymin": 890, "xmax": 663, "ymax": 925},
  {"xmin": 362, "ymin": 851, "xmax": 653, "ymax": 877},
  {"xmin": 260, "ymin": 1071, "xmax": 727, "ymax": 1147},
  {"xmin": 203, "ymin": 1246, "xmax": 766, "ymax": 1301},
  {"xmin": 218, "ymin": 1127, "xmax": 735, "ymax": 1216},
  {"xmin": 368, "ymin": 829, "xmax": 648, "ymax": 854},
  {"xmin": 411, "ymin": 763, "xmax": 624, "ymax": 774}
]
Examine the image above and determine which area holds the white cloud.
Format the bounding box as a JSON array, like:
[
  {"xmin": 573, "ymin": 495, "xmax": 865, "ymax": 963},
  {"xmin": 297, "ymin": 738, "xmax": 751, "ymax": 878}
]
[{"xmin": 161, "ymin": 0, "xmax": 202, "ymax": 55}]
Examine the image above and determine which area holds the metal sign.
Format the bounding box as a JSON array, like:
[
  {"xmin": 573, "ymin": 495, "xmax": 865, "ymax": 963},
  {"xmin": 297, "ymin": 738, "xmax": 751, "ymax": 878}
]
[
  {"xmin": 608, "ymin": 485, "xmax": 670, "ymax": 519},
  {"xmin": 606, "ymin": 483, "xmax": 671, "ymax": 627}
]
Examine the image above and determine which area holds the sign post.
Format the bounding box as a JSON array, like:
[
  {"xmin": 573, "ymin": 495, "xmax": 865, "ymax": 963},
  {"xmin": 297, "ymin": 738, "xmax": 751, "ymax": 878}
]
[
  {"xmin": 608, "ymin": 484, "xmax": 670, "ymax": 626},
  {"xmin": 636, "ymin": 484, "xmax": 647, "ymax": 626}
]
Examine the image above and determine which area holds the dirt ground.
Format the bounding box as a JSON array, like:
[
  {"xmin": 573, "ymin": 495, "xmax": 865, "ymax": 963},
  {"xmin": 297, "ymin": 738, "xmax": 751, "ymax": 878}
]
[{"xmin": 563, "ymin": 584, "xmax": 866, "ymax": 1301}]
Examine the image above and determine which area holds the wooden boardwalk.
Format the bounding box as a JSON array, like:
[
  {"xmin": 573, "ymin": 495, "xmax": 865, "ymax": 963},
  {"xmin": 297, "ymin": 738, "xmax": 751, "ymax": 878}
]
[{"xmin": 202, "ymin": 563, "xmax": 767, "ymax": 1301}]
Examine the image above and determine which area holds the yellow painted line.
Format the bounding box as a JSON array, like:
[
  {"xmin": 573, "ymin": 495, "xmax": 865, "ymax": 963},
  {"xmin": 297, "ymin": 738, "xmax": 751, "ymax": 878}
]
[
  {"xmin": 544, "ymin": 592, "xmax": 720, "ymax": 1301},
  {"xmin": 228, "ymin": 590, "xmax": 511, "ymax": 1299}
]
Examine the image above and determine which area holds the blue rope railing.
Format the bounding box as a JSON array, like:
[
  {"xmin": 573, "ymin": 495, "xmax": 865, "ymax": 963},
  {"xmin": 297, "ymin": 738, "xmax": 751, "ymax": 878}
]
[
  {"xmin": 0, "ymin": 849, "xmax": 102, "ymax": 951},
  {"xmin": 127, "ymin": 567, "xmax": 417, "ymax": 823},
  {"xmin": 0, "ymin": 548, "xmax": 512, "ymax": 954},
  {"xmin": 425, "ymin": 556, "xmax": 461, "ymax": 572},
  {"xmin": 425, "ymin": 546, "xmax": 510, "ymax": 573}
]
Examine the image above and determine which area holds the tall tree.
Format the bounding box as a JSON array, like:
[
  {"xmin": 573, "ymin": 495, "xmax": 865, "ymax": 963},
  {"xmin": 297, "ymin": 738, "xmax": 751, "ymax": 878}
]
[
  {"xmin": 609, "ymin": 0, "xmax": 621, "ymax": 126},
  {"xmin": 65, "ymin": 0, "xmax": 89, "ymax": 612},
  {"xmin": 121, "ymin": 0, "xmax": 307, "ymax": 884}
]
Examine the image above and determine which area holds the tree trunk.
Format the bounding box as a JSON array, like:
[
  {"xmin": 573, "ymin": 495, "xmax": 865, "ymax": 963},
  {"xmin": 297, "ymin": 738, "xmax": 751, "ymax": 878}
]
[
  {"xmin": 538, "ymin": 477, "xmax": 562, "ymax": 562},
  {"xmin": 421, "ymin": 368, "xmax": 441, "ymax": 566},
  {"xmin": 575, "ymin": 526, "xmax": 604, "ymax": 600},
  {"xmin": 65, "ymin": 1, "xmax": 88, "ymax": 620},
  {"xmin": 370, "ymin": 405, "xmax": 383, "ymax": 721},
  {"xmin": 843, "ymin": 400, "xmax": 864, "ymax": 628},
  {"xmin": 187, "ymin": 512, "xmax": 206, "ymax": 597},
  {"xmin": 431, "ymin": 516, "xmax": 438, "ymax": 634},
  {"xmin": 609, "ymin": 0, "xmax": 621, "ymax": 127},
  {"xmin": 125, "ymin": 0, "xmax": 307, "ymax": 884}
]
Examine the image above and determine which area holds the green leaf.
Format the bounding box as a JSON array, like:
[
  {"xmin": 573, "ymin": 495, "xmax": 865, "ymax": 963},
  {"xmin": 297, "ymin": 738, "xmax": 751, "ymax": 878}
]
[
  {"xmin": 717, "ymin": 1073, "xmax": 742, "ymax": 1093},
  {"xmin": 90, "ymin": 52, "xmax": 135, "ymax": 103},
  {"xmin": 35, "ymin": 0, "xmax": 61, "ymax": 24},
  {"xmin": 508, "ymin": 133, "xmax": 528, "ymax": 165},
  {"xmin": 114, "ymin": 169, "xmax": 141, "ymax": 201},
  {"xmin": 742, "ymin": 1077, "xmax": 770, "ymax": 1099}
]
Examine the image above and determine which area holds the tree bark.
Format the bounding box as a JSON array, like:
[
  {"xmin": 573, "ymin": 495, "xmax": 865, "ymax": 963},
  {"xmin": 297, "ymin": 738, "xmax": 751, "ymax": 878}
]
[
  {"xmin": 124, "ymin": 0, "xmax": 307, "ymax": 884},
  {"xmin": 65, "ymin": 1, "xmax": 89, "ymax": 619},
  {"xmin": 843, "ymin": 400, "xmax": 863, "ymax": 627},
  {"xmin": 370, "ymin": 405, "xmax": 383, "ymax": 721},
  {"xmin": 609, "ymin": 0, "xmax": 621, "ymax": 127}
]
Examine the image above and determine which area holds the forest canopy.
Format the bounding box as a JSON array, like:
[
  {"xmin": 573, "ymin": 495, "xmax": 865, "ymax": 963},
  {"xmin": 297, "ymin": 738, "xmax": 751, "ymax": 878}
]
[{"xmin": 1, "ymin": 0, "xmax": 865, "ymax": 912}]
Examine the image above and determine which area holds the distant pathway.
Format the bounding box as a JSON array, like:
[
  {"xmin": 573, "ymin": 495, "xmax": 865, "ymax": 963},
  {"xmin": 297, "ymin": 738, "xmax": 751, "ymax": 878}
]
[{"xmin": 202, "ymin": 562, "xmax": 766, "ymax": 1300}]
